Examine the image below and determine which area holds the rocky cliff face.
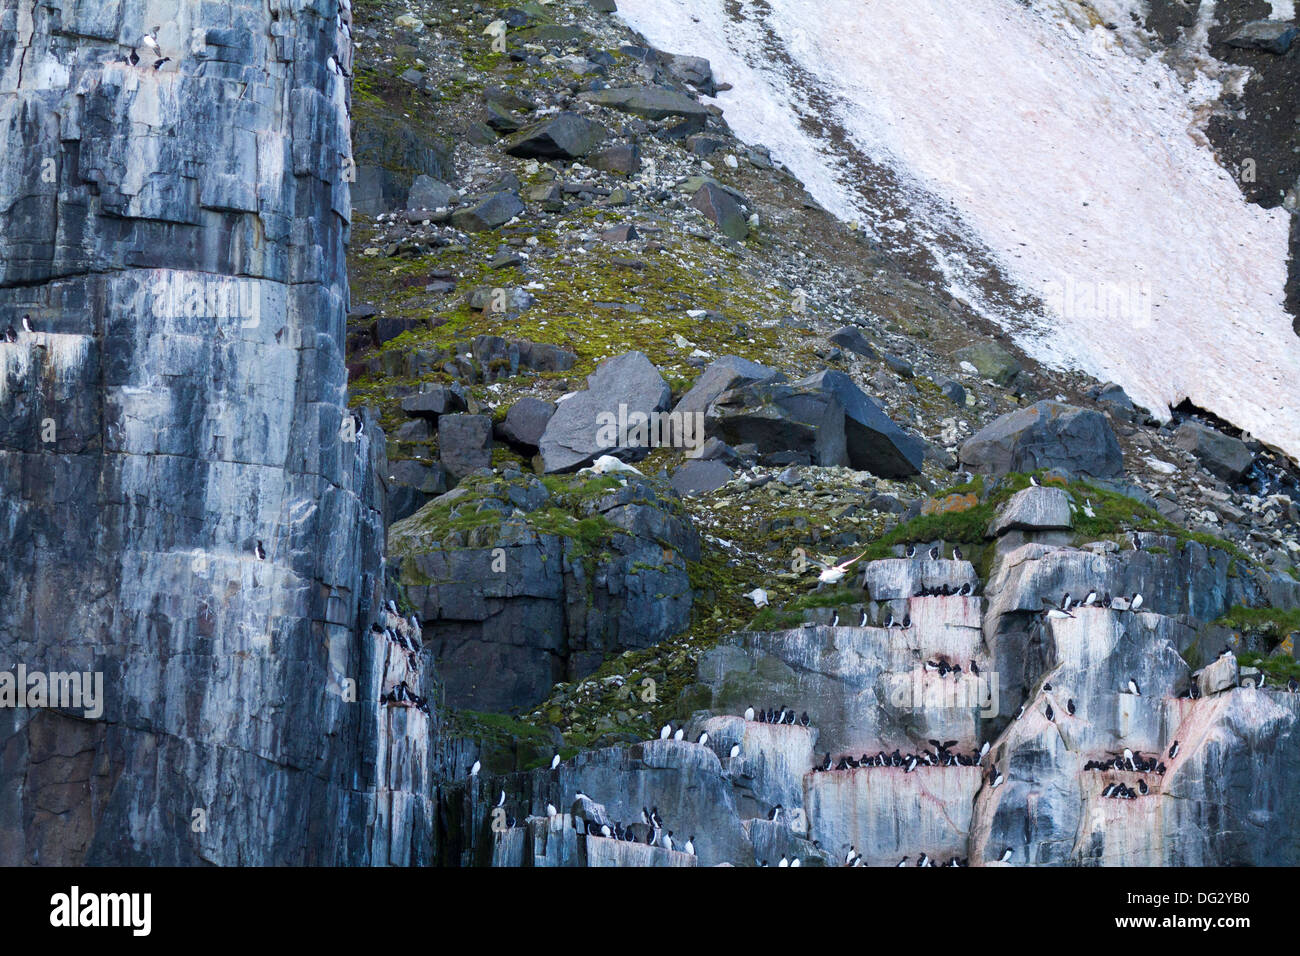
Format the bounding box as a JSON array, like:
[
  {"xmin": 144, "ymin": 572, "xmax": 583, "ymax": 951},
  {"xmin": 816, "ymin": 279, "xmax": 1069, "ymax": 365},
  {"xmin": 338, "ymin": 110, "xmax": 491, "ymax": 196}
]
[
  {"xmin": 459, "ymin": 489, "xmax": 1300, "ymax": 867},
  {"xmin": 0, "ymin": 0, "xmax": 430, "ymax": 865}
]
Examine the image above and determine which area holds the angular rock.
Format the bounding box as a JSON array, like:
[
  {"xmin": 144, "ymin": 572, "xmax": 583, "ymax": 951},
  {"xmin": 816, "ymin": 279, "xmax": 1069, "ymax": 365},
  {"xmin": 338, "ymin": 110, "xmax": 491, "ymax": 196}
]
[
  {"xmin": 402, "ymin": 385, "xmax": 466, "ymax": 419},
  {"xmin": 706, "ymin": 376, "xmax": 847, "ymax": 468},
  {"xmin": 407, "ymin": 175, "xmax": 457, "ymax": 210},
  {"xmin": 580, "ymin": 86, "xmax": 710, "ymax": 128},
  {"xmin": 828, "ymin": 326, "xmax": 878, "ymax": 359},
  {"xmin": 1198, "ymin": 653, "xmax": 1239, "ymax": 696},
  {"xmin": 1173, "ymin": 420, "xmax": 1253, "ymax": 483},
  {"xmin": 450, "ymin": 191, "xmax": 525, "ymax": 232},
  {"xmin": 691, "ymin": 182, "xmax": 749, "ymax": 240},
  {"xmin": 987, "ymin": 486, "xmax": 1074, "ymax": 537},
  {"xmin": 670, "ymin": 458, "xmax": 733, "ymax": 495},
  {"xmin": 537, "ymin": 352, "xmax": 672, "ymax": 472},
  {"xmin": 674, "ymin": 355, "xmax": 782, "ymax": 418},
  {"xmin": 503, "ymin": 113, "xmax": 611, "ymax": 160},
  {"xmin": 496, "ymin": 397, "xmax": 555, "ymax": 450},
  {"xmin": 389, "ymin": 459, "xmax": 448, "ymax": 522},
  {"xmin": 955, "ymin": 342, "xmax": 1022, "ymax": 385},
  {"xmin": 588, "ymin": 142, "xmax": 642, "ymax": 175},
  {"xmin": 960, "ymin": 401, "xmax": 1123, "ymax": 478},
  {"xmin": 1226, "ymin": 20, "xmax": 1299, "ymax": 54},
  {"xmin": 438, "ymin": 414, "xmax": 493, "ymax": 481},
  {"xmin": 798, "ymin": 370, "xmax": 926, "ymax": 478}
]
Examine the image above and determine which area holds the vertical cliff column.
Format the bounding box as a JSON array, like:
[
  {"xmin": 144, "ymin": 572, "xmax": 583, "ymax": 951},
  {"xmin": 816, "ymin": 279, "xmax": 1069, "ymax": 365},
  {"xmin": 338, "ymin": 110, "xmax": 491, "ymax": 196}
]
[{"xmin": 0, "ymin": 0, "xmax": 414, "ymax": 864}]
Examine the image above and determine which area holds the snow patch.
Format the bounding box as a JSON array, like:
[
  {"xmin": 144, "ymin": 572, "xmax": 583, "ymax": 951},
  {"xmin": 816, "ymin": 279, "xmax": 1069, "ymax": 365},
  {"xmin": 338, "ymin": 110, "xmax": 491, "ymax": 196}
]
[{"xmin": 617, "ymin": 0, "xmax": 1300, "ymax": 458}]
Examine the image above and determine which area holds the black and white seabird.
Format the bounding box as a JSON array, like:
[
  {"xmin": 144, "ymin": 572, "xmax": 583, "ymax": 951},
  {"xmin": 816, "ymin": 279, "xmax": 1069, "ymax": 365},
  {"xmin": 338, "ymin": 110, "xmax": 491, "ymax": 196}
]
[
  {"xmin": 1127, "ymin": 678, "xmax": 1141, "ymax": 696},
  {"xmin": 895, "ymin": 856, "xmax": 908, "ymax": 867},
  {"xmin": 469, "ymin": 759, "xmax": 481, "ymax": 777},
  {"xmin": 123, "ymin": 48, "xmax": 140, "ymax": 66},
  {"xmin": 953, "ymin": 546, "xmax": 963, "ymax": 561},
  {"xmin": 744, "ymin": 706, "xmax": 755, "ymax": 721},
  {"xmin": 1130, "ymin": 592, "xmax": 1143, "ymax": 611},
  {"xmin": 1044, "ymin": 702, "xmax": 1054, "ymax": 722},
  {"xmin": 1168, "ymin": 740, "xmax": 1179, "ymax": 759},
  {"xmin": 673, "ymin": 727, "xmax": 685, "ymax": 741},
  {"xmin": 659, "ymin": 723, "xmax": 672, "ymax": 740},
  {"xmin": 1067, "ymin": 698, "xmax": 1076, "ymax": 716},
  {"xmin": 545, "ymin": 802, "xmax": 557, "ymax": 816},
  {"xmin": 927, "ymin": 545, "xmax": 939, "ymax": 561},
  {"xmin": 998, "ymin": 847, "xmax": 1012, "ymax": 863},
  {"xmin": 905, "ymin": 544, "xmax": 916, "ymax": 558},
  {"xmin": 2, "ymin": 322, "xmax": 15, "ymax": 343},
  {"xmin": 142, "ymin": 27, "xmax": 161, "ymax": 55},
  {"xmin": 495, "ymin": 790, "xmax": 505, "ymax": 808},
  {"xmin": 1029, "ymin": 474, "xmax": 1039, "ymax": 486},
  {"xmin": 550, "ymin": 753, "xmax": 561, "ymax": 770},
  {"xmin": 1013, "ymin": 704, "xmax": 1025, "ymax": 720},
  {"xmin": 153, "ymin": 57, "xmax": 170, "ymax": 70},
  {"xmin": 254, "ymin": 540, "xmax": 266, "ymax": 560},
  {"xmin": 685, "ymin": 836, "xmax": 696, "ymax": 856},
  {"xmin": 1138, "ymin": 779, "xmax": 1149, "ymax": 795},
  {"xmin": 767, "ymin": 804, "xmax": 783, "ymax": 822},
  {"xmin": 21, "ymin": 314, "xmax": 33, "ymax": 333},
  {"xmin": 728, "ymin": 743, "xmax": 741, "ymax": 760}
]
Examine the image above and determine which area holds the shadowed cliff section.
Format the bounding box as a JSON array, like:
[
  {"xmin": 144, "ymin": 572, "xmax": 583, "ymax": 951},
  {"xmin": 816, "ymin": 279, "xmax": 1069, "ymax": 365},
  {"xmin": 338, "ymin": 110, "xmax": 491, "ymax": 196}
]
[{"xmin": 0, "ymin": 0, "xmax": 421, "ymax": 864}]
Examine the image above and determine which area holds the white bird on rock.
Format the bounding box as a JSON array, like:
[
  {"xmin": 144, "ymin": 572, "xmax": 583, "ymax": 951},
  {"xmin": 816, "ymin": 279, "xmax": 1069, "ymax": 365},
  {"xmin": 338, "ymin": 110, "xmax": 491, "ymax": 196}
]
[{"xmin": 583, "ymin": 454, "xmax": 643, "ymax": 477}]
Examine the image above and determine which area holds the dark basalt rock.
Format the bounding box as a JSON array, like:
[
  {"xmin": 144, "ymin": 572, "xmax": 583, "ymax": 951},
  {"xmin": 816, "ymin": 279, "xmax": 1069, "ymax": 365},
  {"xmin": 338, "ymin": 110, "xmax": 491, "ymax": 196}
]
[
  {"xmin": 960, "ymin": 401, "xmax": 1124, "ymax": 478},
  {"xmin": 503, "ymin": 113, "xmax": 611, "ymax": 160}
]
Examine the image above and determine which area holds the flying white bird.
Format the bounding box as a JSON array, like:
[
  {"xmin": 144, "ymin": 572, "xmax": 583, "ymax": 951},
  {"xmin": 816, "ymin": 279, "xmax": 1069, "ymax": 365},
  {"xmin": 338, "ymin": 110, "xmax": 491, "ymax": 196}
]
[{"xmin": 810, "ymin": 550, "xmax": 869, "ymax": 586}]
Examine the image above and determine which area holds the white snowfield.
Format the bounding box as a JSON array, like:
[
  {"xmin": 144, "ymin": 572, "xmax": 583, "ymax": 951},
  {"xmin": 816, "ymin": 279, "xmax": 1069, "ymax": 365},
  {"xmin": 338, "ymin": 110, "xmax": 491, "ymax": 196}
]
[{"xmin": 617, "ymin": 0, "xmax": 1300, "ymax": 459}]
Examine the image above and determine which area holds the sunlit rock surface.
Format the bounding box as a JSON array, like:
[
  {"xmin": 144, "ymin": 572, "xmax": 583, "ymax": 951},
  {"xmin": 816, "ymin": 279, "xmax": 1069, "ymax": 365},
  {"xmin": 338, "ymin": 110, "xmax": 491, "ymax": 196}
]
[{"xmin": 0, "ymin": 0, "xmax": 415, "ymax": 865}]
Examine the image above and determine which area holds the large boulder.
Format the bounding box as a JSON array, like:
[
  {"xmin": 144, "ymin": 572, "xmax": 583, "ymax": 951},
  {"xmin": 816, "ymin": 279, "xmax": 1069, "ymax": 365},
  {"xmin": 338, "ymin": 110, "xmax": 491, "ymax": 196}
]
[
  {"xmin": 1173, "ymin": 419, "xmax": 1253, "ymax": 483},
  {"xmin": 1226, "ymin": 20, "xmax": 1299, "ymax": 54},
  {"xmin": 955, "ymin": 342, "xmax": 1021, "ymax": 386},
  {"xmin": 450, "ymin": 191, "xmax": 524, "ymax": 231},
  {"xmin": 707, "ymin": 376, "xmax": 847, "ymax": 467},
  {"xmin": 674, "ymin": 355, "xmax": 782, "ymax": 417},
  {"xmin": 537, "ymin": 352, "xmax": 672, "ymax": 472},
  {"xmin": 407, "ymin": 175, "xmax": 457, "ymax": 210},
  {"xmin": 438, "ymin": 414, "xmax": 493, "ymax": 482},
  {"xmin": 503, "ymin": 113, "xmax": 611, "ymax": 160},
  {"xmin": 691, "ymin": 182, "xmax": 749, "ymax": 240},
  {"xmin": 580, "ymin": 86, "xmax": 710, "ymax": 130},
  {"xmin": 959, "ymin": 401, "xmax": 1123, "ymax": 478},
  {"xmin": 799, "ymin": 371, "xmax": 925, "ymax": 478},
  {"xmin": 496, "ymin": 397, "xmax": 555, "ymax": 450},
  {"xmin": 706, "ymin": 370, "xmax": 923, "ymax": 474},
  {"xmin": 987, "ymin": 486, "xmax": 1074, "ymax": 537}
]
